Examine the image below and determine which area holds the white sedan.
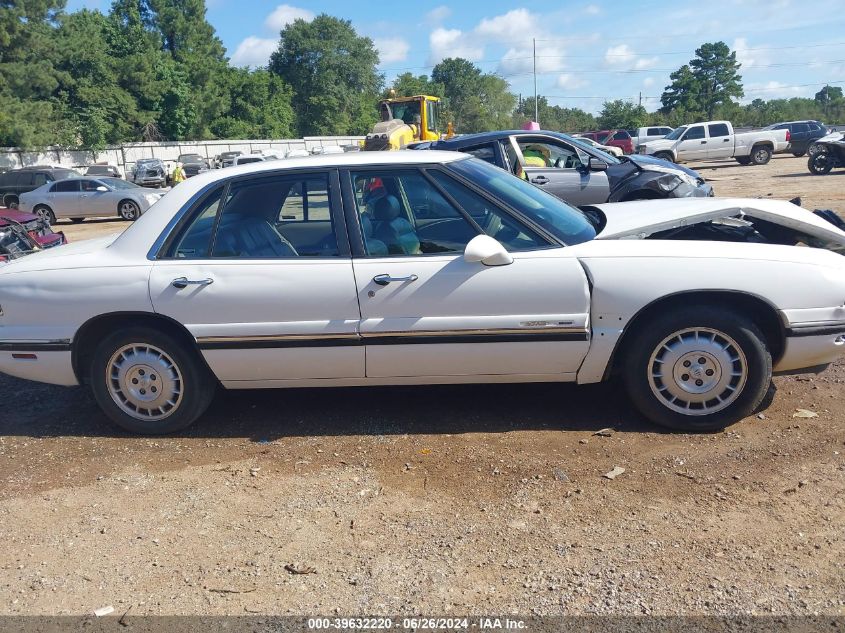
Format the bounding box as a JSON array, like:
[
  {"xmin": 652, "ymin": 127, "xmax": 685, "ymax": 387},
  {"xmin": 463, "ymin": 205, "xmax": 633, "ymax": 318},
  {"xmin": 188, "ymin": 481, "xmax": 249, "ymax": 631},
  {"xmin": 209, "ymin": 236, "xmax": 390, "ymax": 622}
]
[
  {"xmin": 1, "ymin": 151, "xmax": 844, "ymax": 435},
  {"xmin": 18, "ymin": 177, "xmax": 165, "ymax": 224}
]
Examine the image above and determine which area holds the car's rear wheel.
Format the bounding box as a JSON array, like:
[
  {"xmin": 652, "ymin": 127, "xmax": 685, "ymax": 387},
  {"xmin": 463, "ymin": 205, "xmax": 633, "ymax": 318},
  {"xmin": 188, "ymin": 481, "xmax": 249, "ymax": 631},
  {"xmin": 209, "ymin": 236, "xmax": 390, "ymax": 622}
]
[
  {"xmin": 3, "ymin": 195, "xmax": 19, "ymax": 209},
  {"xmin": 33, "ymin": 204, "xmax": 56, "ymax": 225},
  {"xmin": 118, "ymin": 199, "xmax": 140, "ymax": 221},
  {"xmin": 623, "ymin": 307, "xmax": 772, "ymax": 431},
  {"xmin": 750, "ymin": 145, "xmax": 772, "ymax": 165},
  {"xmin": 90, "ymin": 327, "xmax": 216, "ymax": 434}
]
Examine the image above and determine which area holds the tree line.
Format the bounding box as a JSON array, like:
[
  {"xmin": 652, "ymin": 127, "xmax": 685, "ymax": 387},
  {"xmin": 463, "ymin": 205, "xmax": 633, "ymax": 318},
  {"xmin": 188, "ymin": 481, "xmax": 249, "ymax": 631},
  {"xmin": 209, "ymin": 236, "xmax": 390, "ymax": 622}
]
[{"xmin": 2, "ymin": 2, "xmax": 843, "ymax": 150}]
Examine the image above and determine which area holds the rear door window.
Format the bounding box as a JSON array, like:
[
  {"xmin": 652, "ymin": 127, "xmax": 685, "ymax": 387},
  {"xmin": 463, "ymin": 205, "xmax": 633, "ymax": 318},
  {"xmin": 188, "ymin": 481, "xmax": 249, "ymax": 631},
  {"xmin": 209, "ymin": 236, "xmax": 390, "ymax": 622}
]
[
  {"xmin": 52, "ymin": 180, "xmax": 80, "ymax": 193},
  {"xmin": 708, "ymin": 123, "xmax": 730, "ymax": 137},
  {"xmin": 793, "ymin": 123, "xmax": 810, "ymax": 133}
]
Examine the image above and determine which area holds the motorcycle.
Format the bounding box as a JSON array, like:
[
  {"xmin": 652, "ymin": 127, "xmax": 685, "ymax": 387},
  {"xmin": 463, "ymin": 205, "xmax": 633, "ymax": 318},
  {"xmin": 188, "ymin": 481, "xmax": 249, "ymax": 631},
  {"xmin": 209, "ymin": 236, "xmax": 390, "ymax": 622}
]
[{"xmin": 807, "ymin": 131, "xmax": 845, "ymax": 175}]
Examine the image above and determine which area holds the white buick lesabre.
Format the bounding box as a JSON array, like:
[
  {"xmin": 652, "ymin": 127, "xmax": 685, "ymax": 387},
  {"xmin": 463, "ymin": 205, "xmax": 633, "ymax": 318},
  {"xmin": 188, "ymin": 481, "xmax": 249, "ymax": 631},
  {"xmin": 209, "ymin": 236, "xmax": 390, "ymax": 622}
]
[{"xmin": 1, "ymin": 151, "xmax": 844, "ymax": 434}]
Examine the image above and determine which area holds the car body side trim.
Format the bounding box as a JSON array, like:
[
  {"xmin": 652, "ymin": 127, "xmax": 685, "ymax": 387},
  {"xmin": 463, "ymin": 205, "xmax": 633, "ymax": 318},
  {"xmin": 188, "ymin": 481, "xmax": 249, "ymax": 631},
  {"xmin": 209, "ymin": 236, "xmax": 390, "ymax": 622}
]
[
  {"xmin": 0, "ymin": 340, "xmax": 72, "ymax": 352},
  {"xmin": 785, "ymin": 323, "xmax": 845, "ymax": 338},
  {"xmin": 196, "ymin": 328, "xmax": 589, "ymax": 350}
]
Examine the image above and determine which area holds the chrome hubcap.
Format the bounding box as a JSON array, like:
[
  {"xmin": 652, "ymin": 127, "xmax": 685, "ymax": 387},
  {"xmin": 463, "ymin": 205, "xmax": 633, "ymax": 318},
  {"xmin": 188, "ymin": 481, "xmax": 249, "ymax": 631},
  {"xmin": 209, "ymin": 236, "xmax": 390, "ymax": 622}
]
[
  {"xmin": 107, "ymin": 344, "xmax": 183, "ymax": 421},
  {"xmin": 648, "ymin": 327, "xmax": 747, "ymax": 415},
  {"xmin": 121, "ymin": 203, "xmax": 137, "ymax": 219}
]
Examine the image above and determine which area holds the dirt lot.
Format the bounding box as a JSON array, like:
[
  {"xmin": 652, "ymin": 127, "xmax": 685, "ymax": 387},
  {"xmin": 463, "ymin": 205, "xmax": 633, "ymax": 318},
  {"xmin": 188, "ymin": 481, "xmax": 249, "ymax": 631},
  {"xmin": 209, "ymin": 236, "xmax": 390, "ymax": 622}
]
[{"xmin": 0, "ymin": 154, "xmax": 843, "ymax": 617}]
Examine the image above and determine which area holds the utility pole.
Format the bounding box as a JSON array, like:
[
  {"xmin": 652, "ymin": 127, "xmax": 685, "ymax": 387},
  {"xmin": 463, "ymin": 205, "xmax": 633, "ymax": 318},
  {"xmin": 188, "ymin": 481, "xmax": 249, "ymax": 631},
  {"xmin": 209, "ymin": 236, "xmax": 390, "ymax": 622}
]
[
  {"xmin": 533, "ymin": 38, "xmax": 539, "ymax": 127},
  {"xmin": 638, "ymin": 91, "xmax": 642, "ymax": 107}
]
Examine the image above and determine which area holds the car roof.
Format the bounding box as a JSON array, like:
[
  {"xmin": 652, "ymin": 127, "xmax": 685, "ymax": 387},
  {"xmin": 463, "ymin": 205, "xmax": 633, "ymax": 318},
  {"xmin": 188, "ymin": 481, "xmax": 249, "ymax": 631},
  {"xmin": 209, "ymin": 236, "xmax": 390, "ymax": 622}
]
[{"xmin": 431, "ymin": 130, "xmax": 590, "ymax": 149}]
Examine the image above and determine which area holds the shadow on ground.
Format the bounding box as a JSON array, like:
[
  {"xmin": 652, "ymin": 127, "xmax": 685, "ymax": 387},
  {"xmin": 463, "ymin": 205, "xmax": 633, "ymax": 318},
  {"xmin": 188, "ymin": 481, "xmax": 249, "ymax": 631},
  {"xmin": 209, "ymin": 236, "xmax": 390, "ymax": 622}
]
[{"xmin": 0, "ymin": 372, "xmax": 660, "ymax": 440}]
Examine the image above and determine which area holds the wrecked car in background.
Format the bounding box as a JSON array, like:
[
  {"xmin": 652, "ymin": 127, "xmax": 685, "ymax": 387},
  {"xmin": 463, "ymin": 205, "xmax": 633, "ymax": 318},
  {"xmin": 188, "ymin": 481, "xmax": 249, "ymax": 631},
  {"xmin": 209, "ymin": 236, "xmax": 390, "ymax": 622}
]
[
  {"xmin": 807, "ymin": 131, "xmax": 845, "ymax": 175},
  {"xmin": 0, "ymin": 209, "xmax": 66, "ymax": 262},
  {"xmin": 416, "ymin": 130, "xmax": 713, "ymax": 206}
]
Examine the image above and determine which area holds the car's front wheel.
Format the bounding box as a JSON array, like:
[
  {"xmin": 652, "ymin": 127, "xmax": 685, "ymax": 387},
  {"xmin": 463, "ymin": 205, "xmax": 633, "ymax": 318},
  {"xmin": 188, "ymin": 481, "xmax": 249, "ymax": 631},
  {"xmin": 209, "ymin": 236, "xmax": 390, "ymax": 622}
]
[
  {"xmin": 118, "ymin": 199, "xmax": 141, "ymax": 221},
  {"xmin": 90, "ymin": 327, "xmax": 216, "ymax": 434},
  {"xmin": 624, "ymin": 307, "xmax": 772, "ymax": 431}
]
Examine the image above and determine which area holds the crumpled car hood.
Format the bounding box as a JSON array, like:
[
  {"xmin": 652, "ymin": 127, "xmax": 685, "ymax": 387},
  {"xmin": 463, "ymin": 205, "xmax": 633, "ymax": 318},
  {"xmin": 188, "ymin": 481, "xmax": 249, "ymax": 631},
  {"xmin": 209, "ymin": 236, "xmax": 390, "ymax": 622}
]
[
  {"xmin": 592, "ymin": 197, "xmax": 845, "ymax": 251},
  {"xmin": 625, "ymin": 154, "xmax": 703, "ymax": 181}
]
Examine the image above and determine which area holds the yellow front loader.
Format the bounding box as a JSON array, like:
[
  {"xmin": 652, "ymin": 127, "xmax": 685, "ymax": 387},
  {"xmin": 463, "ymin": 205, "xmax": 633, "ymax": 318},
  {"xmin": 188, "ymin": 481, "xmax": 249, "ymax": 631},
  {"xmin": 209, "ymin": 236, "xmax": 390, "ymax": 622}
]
[{"xmin": 363, "ymin": 94, "xmax": 451, "ymax": 151}]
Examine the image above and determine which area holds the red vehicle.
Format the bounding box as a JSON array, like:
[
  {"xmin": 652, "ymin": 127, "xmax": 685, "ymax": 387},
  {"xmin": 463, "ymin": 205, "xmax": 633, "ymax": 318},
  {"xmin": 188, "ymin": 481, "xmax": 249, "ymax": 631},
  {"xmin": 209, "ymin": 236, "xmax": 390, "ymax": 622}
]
[
  {"xmin": 0, "ymin": 209, "xmax": 66, "ymax": 262},
  {"xmin": 579, "ymin": 129, "xmax": 635, "ymax": 155}
]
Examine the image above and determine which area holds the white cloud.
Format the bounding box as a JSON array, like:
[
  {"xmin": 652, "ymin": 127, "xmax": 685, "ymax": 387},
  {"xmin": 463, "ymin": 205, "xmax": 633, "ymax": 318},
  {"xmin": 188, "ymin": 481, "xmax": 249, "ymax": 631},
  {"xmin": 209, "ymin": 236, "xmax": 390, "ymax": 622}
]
[
  {"xmin": 230, "ymin": 36, "xmax": 277, "ymax": 67},
  {"xmin": 499, "ymin": 44, "xmax": 566, "ymax": 75},
  {"xmin": 583, "ymin": 4, "xmax": 601, "ymax": 14},
  {"xmin": 374, "ymin": 37, "xmax": 410, "ymax": 64},
  {"xmin": 428, "ymin": 28, "xmax": 484, "ymax": 64},
  {"xmin": 425, "ymin": 6, "xmax": 452, "ymax": 24},
  {"xmin": 634, "ymin": 56, "xmax": 659, "ymax": 70},
  {"xmin": 741, "ymin": 80, "xmax": 807, "ymax": 102},
  {"xmin": 643, "ymin": 77, "xmax": 655, "ymax": 88},
  {"xmin": 732, "ymin": 37, "xmax": 770, "ymax": 69},
  {"xmin": 476, "ymin": 9, "xmax": 540, "ymax": 42},
  {"xmin": 605, "ymin": 44, "xmax": 635, "ymax": 65},
  {"xmin": 556, "ymin": 73, "xmax": 587, "ymax": 90},
  {"xmin": 264, "ymin": 4, "xmax": 314, "ymax": 32}
]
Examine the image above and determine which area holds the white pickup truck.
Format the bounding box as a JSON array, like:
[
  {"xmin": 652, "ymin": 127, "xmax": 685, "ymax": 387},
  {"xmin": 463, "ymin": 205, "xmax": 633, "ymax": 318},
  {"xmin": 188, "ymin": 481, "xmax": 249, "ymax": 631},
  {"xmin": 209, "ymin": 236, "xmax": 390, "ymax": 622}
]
[
  {"xmin": 639, "ymin": 120, "xmax": 790, "ymax": 165},
  {"xmin": 631, "ymin": 125, "xmax": 674, "ymax": 151}
]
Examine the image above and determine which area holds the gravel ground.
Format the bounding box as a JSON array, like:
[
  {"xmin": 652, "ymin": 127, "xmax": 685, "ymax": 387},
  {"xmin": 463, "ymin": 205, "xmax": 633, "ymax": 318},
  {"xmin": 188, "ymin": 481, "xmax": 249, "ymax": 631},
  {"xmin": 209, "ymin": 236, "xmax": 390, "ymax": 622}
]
[{"xmin": 0, "ymin": 153, "xmax": 843, "ymax": 617}]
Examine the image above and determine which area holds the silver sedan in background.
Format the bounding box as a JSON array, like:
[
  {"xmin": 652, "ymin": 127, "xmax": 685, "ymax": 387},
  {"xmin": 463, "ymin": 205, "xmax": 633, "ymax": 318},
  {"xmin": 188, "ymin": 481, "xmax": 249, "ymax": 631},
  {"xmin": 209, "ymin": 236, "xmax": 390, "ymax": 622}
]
[{"xmin": 18, "ymin": 177, "xmax": 165, "ymax": 224}]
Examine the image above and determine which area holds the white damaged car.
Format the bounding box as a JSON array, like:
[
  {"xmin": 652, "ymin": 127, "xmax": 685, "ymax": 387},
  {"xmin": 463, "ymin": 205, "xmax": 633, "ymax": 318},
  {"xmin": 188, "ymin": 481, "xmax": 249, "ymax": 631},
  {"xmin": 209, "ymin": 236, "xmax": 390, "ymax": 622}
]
[{"xmin": 0, "ymin": 152, "xmax": 843, "ymax": 434}]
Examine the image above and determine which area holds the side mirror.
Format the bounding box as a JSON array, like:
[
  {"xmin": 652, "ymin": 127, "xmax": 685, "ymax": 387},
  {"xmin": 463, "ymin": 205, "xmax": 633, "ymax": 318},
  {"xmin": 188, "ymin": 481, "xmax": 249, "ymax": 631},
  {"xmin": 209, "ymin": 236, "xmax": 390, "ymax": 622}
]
[
  {"xmin": 95, "ymin": 186, "xmax": 109, "ymax": 192},
  {"xmin": 588, "ymin": 157, "xmax": 608, "ymax": 172},
  {"xmin": 464, "ymin": 235, "xmax": 513, "ymax": 267}
]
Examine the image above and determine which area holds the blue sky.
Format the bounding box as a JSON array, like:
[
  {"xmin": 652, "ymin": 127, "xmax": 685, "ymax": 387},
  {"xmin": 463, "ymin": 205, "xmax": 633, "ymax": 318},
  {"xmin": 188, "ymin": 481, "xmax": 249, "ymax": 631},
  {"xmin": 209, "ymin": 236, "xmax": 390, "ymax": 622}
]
[{"xmin": 68, "ymin": 0, "xmax": 845, "ymax": 114}]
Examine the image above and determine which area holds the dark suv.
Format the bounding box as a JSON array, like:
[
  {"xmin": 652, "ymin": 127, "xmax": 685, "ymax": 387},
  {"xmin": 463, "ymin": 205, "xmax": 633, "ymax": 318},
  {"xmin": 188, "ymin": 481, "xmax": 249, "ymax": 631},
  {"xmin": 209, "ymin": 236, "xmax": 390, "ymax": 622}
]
[
  {"xmin": 764, "ymin": 120, "xmax": 827, "ymax": 157},
  {"xmin": 0, "ymin": 167, "xmax": 80, "ymax": 208},
  {"xmin": 177, "ymin": 153, "xmax": 209, "ymax": 178}
]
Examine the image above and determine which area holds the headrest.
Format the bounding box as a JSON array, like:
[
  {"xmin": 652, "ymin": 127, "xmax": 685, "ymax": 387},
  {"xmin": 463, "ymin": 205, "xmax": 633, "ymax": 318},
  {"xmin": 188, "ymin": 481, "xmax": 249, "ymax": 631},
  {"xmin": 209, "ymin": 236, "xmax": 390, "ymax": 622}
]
[
  {"xmin": 360, "ymin": 213, "xmax": 374, "ymax": 236},
  {"xmin": 373, "ymin": 195, "xmax": 401, "ymax": 221}
]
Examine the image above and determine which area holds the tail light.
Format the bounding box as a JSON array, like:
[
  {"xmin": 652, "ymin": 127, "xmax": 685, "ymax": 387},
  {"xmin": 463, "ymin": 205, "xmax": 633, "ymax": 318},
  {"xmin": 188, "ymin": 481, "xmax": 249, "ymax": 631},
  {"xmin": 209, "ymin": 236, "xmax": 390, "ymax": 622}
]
[{"xmin": 786, "ymin": 130, "xmax": 791, "ymax": 142}]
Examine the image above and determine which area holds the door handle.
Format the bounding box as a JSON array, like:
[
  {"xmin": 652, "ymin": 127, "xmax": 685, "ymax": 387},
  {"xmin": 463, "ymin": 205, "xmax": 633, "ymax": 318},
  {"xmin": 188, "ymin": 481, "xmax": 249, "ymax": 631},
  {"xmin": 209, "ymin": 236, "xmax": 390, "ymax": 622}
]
[
  {"xmin": 531, "ymin": 176, "xmax": 549, "ymax": 184},
  {"xmin": 373, "ymin": 273, "xmax": 418, "ymax": 286},
  {"xmin": 723, "ymin": 138, "xmax": 730, "ymax": 142},
  {"xmin": 700, "ymin": 140, "xmax": 706, "ymax": 144},
  {"xmin": 172, "ymin": 276, "xmax": 214, "ymax": 289}
]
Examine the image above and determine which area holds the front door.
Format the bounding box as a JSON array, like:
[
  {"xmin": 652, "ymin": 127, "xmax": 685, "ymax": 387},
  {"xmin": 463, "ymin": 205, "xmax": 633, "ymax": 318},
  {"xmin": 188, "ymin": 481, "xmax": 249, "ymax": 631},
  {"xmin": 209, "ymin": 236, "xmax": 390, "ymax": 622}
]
[
  {"xmin": 149, "ymin": 170, "xmax": 364, "ymax": 384},
  {"xmin": 79, "ymin": 179, "xmax": 113, "ymax": 216},
  {"xmin": 511, "ymin": 135, "xmax": 610, "ymax": 205},
  {"xmin": 676, "ymin": 125, "xmax": 708, "ymax": 160},
  {"xmin": 345, "ymin": 166, "xmax": 591, "ymax": 379}
]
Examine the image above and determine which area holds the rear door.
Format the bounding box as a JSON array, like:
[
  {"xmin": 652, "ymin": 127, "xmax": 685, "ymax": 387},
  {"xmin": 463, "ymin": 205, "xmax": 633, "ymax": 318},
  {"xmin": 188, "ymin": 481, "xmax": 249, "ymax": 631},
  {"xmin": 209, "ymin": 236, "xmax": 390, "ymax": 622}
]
[
  {"xmin": 511, "ymin": 135, "xmax": 610, "ymax": 204},
  {"xmin": 47, "ymin": 179, "xmax": 81, "ymax": 217},
  {"xmin": 149, "ymin": 169, "xmax": 364, "ymax": 385},
  {"xmin": 706, "ymin": 123, "xmax": 733, "ymax": 159}
]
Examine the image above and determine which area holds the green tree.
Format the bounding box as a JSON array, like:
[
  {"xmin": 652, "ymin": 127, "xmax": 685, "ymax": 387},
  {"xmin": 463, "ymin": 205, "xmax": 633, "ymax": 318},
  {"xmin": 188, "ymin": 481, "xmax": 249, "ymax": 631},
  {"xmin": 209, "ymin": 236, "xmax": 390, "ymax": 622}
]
[
  {"xmin": 269, "ymin": 15, "xmax": 382, "ymax": 136},
  {"xmin": 387, "ymin": 72, "xmax": 444, "ymax": 99},
  {"xmin": 431, "ymin": 58, "xmax": 516, "ymax": 133},
  {"xmin": 662, "ymin": 42, "xmax": 743, "ymax": 119},
  {"xmin": 814, "ymin": 85, "xmax": 843, "ymax": 105},
  {"xmin": 597, "ymin": 99, "xmax": 648, "ymax": 130},
  {"xmin": 210, "ymin": 68, "xmax": 295, "ymax": 139}
]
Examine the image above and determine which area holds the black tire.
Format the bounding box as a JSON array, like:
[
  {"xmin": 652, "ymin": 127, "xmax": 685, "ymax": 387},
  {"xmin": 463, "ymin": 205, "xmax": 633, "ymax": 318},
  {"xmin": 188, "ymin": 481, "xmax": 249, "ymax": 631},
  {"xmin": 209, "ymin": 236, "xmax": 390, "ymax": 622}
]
[
  {"xmin": 33, "ymin": 204, "xmax": 56, "ymax": 225},
  {"xmin": 118, "ymin": 199, "xmax": 141, "ymax": 221},
  {"xmin": 70, "ymin": 217, "xmax": 85, "ymax": 224},
  {"xmin": 623, "ymin": 306, "xmax": 772, "ymax": 432},
  {"xmin": 735, "ymin": 157, "xmax": 751, "ymax": 165},
  {"xmin": 89, "ymin": 326, "xmax": 216, "ymax": 434},
  {"xmin": 654, "ymin": 152, "xmax": 675, "ymax": 163},
  {"xmin": 750, "ymin": 145, "xmax": 772, "ymax": 165},
  {"xmin": 808, "ymin": 152, "xmax": 833, "ymax": 175},
  {"xmin": 4, "ymin": 195, "xmax": 19, "ymax": 209}
]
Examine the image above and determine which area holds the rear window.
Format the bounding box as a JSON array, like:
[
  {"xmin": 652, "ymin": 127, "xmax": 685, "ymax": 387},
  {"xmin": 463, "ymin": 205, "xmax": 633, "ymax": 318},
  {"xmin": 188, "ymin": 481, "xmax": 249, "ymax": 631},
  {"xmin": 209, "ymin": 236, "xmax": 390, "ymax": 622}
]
[
  {"xmin": 462, "ymin": 144, "xmax": 497, "ymax": 165},
  {"xmin": 51, "ymin": 180, "xmax": 80, "ymax": 193},
  {"xmin": 52, "ymin": 169, "xmax": 79, "ymax": 180},
  {"xmin": 647, "ymin": 128, "xmax": 662, "ymax": 135},
  {"xmin": 708, "ymin": 123, "xmax": 730, "ymax": 137},
  {"xmin": 612, "ymin": 130, "xmax": 631, "ymax": 140}
]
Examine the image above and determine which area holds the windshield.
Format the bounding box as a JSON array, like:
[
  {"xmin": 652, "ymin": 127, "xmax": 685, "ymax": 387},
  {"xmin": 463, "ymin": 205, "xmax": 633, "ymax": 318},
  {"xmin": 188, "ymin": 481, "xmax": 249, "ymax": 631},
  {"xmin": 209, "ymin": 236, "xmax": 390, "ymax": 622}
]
[
  {"xmin": 389, "ymin": 100, "xmax": 422, "ymax": 125},
  {"xmin": 448, "ymin": 157, "xmax": 596, "ymax": 246},
  {"xmin": 664, "ymin": 126, "xmax": 687, "ymax": 140},
  {"xmin": 101, "ymin": 178, "xmax": 139, "ymax": 190}
]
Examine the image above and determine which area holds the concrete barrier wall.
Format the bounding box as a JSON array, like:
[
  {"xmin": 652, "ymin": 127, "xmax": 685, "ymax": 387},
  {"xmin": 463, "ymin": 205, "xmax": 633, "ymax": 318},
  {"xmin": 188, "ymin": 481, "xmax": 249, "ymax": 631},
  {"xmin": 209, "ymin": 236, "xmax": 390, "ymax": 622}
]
[{"xmin": 0, "ymin": 137, "xmax": 365, "ymax": 173}]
